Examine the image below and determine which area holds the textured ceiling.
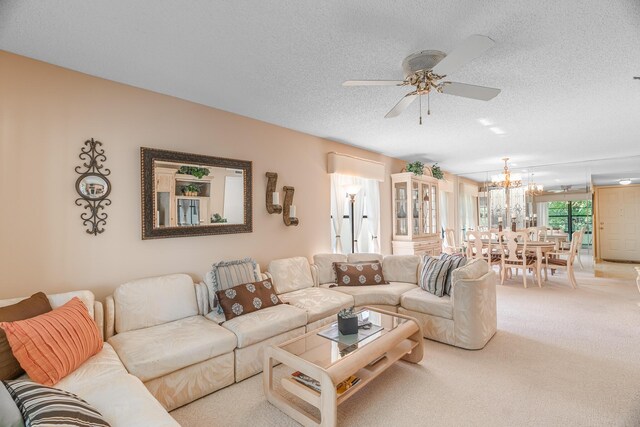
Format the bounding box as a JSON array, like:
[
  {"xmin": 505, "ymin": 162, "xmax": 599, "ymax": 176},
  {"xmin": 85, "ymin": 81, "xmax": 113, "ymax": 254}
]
[{"xmin": 2, "ymin": 0, "xmax": 640, "ymax": 186}]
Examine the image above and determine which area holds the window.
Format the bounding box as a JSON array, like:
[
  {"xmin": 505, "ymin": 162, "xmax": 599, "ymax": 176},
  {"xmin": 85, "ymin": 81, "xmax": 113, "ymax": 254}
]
[
  {"xmin": 330, "ymin": 174, "xmax": 381, "ymax": 254},
  {"xmin": 547, "ymin": 200, "xmax": 592, "ymax": 246}
]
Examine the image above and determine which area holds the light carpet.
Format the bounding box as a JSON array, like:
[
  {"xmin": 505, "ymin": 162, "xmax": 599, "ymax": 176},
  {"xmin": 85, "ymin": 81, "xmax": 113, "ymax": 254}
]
[{"xmin": 172, "ymin": 260, "xmax": 640, "ymax": 426}]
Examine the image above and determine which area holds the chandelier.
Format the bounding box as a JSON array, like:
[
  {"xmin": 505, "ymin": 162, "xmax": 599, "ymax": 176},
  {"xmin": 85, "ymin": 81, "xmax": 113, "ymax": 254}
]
[
  {"xmin": 526, "ymin": 173, "xmax": 544, "ymax": 195},
  {"xmin": 491, "ymin": 158, "xmax": 522, "ymax": 189}
]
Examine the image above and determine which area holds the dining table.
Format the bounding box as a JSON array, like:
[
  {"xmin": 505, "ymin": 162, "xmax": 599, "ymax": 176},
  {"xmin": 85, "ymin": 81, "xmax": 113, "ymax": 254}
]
[{"xmin": 464, "ymin": 239, "xmax": 557, "ymax": 287}]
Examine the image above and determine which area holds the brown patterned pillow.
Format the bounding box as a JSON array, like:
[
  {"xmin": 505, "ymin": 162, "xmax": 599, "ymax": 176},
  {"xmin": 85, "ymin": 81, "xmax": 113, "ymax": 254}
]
[
  {"xmin": 216, "ymin": 278, "xmax": 282, "ymax": 320},
  {"xmin": 333, "ymin": 261, "xmax": 388, "ymax": 286}
]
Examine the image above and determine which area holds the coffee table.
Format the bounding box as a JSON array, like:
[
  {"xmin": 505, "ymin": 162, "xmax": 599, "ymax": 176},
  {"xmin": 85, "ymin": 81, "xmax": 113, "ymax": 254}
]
[{"xmin": 263, "ymin": 307, "xmax": 423, "ymax": 427}]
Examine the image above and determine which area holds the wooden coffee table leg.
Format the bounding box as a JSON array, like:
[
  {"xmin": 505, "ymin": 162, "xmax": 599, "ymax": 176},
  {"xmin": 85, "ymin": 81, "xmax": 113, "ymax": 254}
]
[{"xmin": 319, "ymin": 371, "xmax": 337, "ymax": 427}]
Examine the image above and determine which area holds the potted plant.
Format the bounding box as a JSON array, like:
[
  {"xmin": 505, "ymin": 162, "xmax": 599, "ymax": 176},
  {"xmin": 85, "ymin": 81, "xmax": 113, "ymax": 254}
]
[
  {"xmin": 406, "ymin": 161, "xmax": 424, "ymax": 176},
  {"xmin": 178, "ymin": 166, "xmax": 210, "ymax": 179},
  {"xmin": 337, "ymin": 307, "xmax": 358, "ymax": 335},
  {"xmin": 430, "ymin": 163, "xmax": 444, "ymax": 180},
  {"xmin": 210, "ymin": 213, "xmax": 228, "ymax": 223}
]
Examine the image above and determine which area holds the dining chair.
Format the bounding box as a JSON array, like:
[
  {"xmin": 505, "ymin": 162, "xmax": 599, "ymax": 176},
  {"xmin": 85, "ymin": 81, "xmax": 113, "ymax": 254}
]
[
  {"xmin": 466, "ymin": 230, "xmax": 501, "ymax": 271},
  {"xmin": 497, "ymin": 231, "xmax": 540, "ymax": 288},
  {"xmin": 526, "ymin": 226, "xmax": 548, "ymax": 242},
  {"xmin": 544, "ymin": 230, "xmax": 581, "ymax": 288},
  {"xmin": 444, "ymin": 228, "xmax": 463, "ymax": 254}
]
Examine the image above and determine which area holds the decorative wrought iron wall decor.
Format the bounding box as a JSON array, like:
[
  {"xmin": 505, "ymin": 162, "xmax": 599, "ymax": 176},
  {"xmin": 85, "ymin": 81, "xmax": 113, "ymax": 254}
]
[{"xmin": 75, "ymin": 138, "xmax": 111, "ymax": 235}]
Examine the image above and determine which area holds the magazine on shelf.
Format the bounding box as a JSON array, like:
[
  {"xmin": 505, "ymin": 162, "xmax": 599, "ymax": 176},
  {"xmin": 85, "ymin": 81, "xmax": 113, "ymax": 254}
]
[{"xmin": 291, "ymin": 372, "xmax": 360, "ymax": 395}]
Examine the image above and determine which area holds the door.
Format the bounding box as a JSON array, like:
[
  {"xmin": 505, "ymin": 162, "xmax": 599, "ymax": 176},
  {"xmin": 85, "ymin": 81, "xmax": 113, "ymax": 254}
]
[
  {"xmin": 598, "ymin": 186, "xmax": 640, "ymax": 262},
  {"xmin": 223, "ymin": 176, "xmax": 244, "ymax": 224}
]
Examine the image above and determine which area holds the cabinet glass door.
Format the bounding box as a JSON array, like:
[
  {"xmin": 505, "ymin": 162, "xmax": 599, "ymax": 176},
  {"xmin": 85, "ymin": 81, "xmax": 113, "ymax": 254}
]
[
  {"xmin": 431, "ymin": 185, "xmax": 438, "ymax": 234},
  {"xmin": 421, "ymin": 183, "xmax": 430, "ymax": 236},
  {"xmin": 412, "ymin": 181, "xmax": 420, "ymax": 236},
  {"xmin": 395, "ymin": 182, "xmax": 408, "ymax": 236}
]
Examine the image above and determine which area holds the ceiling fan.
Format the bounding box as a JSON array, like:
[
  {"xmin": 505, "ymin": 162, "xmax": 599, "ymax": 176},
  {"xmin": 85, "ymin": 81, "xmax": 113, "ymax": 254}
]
[{"xmin": 343, "ymin": 35, "xmax": 501, "ymax": 124}]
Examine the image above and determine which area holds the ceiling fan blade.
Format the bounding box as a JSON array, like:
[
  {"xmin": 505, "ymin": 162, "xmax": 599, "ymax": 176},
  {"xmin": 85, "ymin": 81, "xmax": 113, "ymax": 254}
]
[
  {"xmin": 343, "ymin": 80, "xmax": 406, "ymax": 86},
  {"xmin": 440, "ymin": 82, "xmax": 501, "ymax": 101},
  {"xmin": 385, "ymin": 93, "xmax": 418, "ymax": 118},
  {"xmin": 431, "ymin": 35, "xmax": 495, "ymax": 76}
]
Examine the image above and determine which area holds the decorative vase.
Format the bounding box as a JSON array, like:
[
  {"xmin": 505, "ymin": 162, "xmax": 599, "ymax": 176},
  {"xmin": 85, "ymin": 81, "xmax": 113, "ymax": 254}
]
[{"xmin": 338, "ymin": 315, "xmax": 358, "ymax": 335}]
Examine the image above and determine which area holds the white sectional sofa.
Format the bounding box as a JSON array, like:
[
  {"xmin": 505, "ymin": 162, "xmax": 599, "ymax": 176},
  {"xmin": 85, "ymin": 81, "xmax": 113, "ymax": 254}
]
[
  {"xmin": 312, "ymin": 253, "xmax": 497, "ymax": 350},
  {"xmin": 105, "ymin": 274, "xmax": 238, "ymax": 411},
  {"xmin": 0, "ymin": 291, "xmax": 178, "ymax": 427}
]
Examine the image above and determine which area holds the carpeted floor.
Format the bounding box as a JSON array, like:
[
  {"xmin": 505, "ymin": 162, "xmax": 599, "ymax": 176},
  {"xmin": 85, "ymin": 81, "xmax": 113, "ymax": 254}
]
[{"xmin": 172, "ymin": 258, "xmax": 640, "ymax": 426}]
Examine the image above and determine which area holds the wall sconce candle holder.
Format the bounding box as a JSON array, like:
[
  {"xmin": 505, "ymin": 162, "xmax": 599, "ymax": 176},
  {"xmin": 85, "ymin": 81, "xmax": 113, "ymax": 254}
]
[
  {"xmin": 282, "ymin": 186, "xmax": 299, "ymax": 226},
  {"xmin": 74, "ymin": 138, "xmax": 111, "ymax": 235},
  {"xmin": 265, "ymin": 172, "xmax": 283, "ymax": 214}
]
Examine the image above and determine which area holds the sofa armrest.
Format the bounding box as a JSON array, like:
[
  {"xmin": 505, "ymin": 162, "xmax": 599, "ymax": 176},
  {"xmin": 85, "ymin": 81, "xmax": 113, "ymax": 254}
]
[
  {"xmin": 194, "ymin": 282, "xmax": 210, "ymax": 315},
  {"xmin": 310, "ymin": 264, "xmax": 320, "ymax": 287},
  {"xmin": 94, "ymin": 301, "xmax": 104, "ymax": 341},
  {"xmin": 451, "ymin": 271, "xmax": 497, "ymax": 350},
  {"xmin": 105, "ymin": 295, "xmax": 115, "ymax": 340}
]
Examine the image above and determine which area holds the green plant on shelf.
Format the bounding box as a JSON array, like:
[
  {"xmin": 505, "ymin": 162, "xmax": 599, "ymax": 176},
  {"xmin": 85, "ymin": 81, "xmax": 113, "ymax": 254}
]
[
  {"xmin": 430, "ymin": 163, "xmax": 444, "ymax": 180},
  {"xmin": 406, "ymin": 161, "xmax": 424, "ymax": 176},
  {"xmin": 181, "ymin": 184, "xmax": 201, "ymax": 196},
  {"xmin": 211, "ymin": 213, "xmax": 227, "ymax": 223},
  {"xmin": 178, "ymin": 165, "xmax": 210, "ymax": 179}
]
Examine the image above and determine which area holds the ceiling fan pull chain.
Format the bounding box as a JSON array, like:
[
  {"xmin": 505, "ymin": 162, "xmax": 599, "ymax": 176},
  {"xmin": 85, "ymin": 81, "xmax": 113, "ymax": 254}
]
[
  {"xmin": 428, "ymin": 91, "xmax": 431, "ymax": 116},
  {"xmin": 419, "ymin": 94, "xmax": 423, "ymax": 125}
]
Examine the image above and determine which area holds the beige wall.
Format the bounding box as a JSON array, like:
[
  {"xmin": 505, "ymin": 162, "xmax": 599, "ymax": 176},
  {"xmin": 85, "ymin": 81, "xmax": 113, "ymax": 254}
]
[{"xmin": 0, "ymin": 51, "xmax": 405, "ymax": 300}]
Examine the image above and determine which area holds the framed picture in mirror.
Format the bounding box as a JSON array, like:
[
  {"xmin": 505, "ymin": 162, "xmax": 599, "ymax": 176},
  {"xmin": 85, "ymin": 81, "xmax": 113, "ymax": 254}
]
[{"xmin": 141, "ymin": 147, "xmax": 252, "ymax": 239}]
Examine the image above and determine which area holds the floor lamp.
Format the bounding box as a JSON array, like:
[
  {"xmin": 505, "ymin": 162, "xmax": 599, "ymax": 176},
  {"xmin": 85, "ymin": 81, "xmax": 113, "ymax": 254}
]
[{"xmin": 343, "ymin": 185, "xmax": 362, "ymax": 254}]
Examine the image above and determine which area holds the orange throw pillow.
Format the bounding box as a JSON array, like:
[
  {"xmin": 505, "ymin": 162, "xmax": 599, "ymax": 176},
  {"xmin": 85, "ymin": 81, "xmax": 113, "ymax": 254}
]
[{"xmin": 0, "ymin": 297, "xmax": 103, "ymax": 386}]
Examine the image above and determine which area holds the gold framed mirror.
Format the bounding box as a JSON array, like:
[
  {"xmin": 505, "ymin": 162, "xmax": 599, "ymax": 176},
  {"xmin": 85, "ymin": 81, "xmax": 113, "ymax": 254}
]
[{"xmin": 141, "ymin": 147, "xmax": 252, "ymax": 239}]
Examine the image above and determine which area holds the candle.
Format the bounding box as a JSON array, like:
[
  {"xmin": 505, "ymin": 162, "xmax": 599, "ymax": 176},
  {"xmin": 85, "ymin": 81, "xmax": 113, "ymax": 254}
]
[
  {"xmin": 289, "ymin": 205, "xmax": 297, "ymax": 218},
  {"xmin": 498, "ymin": 217, "xmax": 503, "ymax": 223},
  {"xmin": 272, "ymin": 192, "xmax": 280, "ymax": 205}
]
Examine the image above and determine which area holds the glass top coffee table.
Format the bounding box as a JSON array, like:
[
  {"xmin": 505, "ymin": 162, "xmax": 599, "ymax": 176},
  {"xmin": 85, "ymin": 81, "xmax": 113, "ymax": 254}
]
[{"xmin": 263, "ymin": 307, "xmax": 424, "ymax": 427}]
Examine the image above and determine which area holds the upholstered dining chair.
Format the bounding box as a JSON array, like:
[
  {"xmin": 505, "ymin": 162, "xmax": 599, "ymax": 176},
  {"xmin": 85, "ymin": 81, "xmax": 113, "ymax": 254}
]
[
  {"xmin": 544, "ymin": 230, "xmax": 581, "ymax": 288},
  {"xmin": 497, "ymin": 231, "xmax": 540, "ymax": 288}
]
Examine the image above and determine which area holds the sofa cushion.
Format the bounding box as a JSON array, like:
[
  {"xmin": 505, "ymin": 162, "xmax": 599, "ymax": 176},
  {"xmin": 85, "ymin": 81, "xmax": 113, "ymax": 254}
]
[
  {"xmin": 313, "ymin": 254, "xmax": 348, "ymax": 284},
  {"xmin": 221, "ymin": 304, "xmax": 307, "ymax": 348},
  {"xmin": 278, "ymin": 287, "xmax": 354, "ymax": 323},
  {"xmin": 0, "ymin": 298, "xmax": 103, "ymax": 386},
  {"xmin": 321, "ymin": 281, "xmax": 417, "ymax": 306},
  {"xmin": 334, "ymin": 261, "xmax": 388, "ymax": 286},
  {"xmin": 114, "ymin": 274, "xmax": 198, "ymax": 334},
  {"xmin": 418, "ymin": 256, "xmax": 452, "ymax": 297},
  {"xmin": 382, "ymin": 255, "xmax": 421, "ymax": 283},
  {"xmin": 55, "ymin": 343, "xmax": 127, "ymax": 390},
  {"xmin": 400, "ymin": 287, "xmax": 453, "ymax": 319},
  {"xmin": 268, "ymin": 257, "xmax": 314, "ymax": 294},
  {"xmin": 216, "ymin": 278, "xmax": 282, "ymax": 321},
  {"xmin": 0, "ymin": 292, "xmax": 52, "ymax": 381},
  {"xmin": 3, "ymin": 379, "xmax": 110, "ymax": 427},
  {"xmin": 347, "ymin": 253, "xmax": 383, "ymax": 263},
  {"xmin": 108, "ymin": 315, "xmax": 236, "ymax": 382}
]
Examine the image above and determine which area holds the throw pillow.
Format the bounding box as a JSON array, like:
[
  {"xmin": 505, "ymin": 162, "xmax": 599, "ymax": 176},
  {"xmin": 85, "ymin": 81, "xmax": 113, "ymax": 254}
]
[
  {"xmin": 333, "ymin": 261, "xmax": 388, "ymax": 286},
  {"xmin": 419, "ymin": 256, "xmax": 452, "ymax": 297},
  {"xmin": 439, "ymin": 253, "xmax": 468, "ymax": 296},
  {"xmin": 216, "ymin": 278, "xmax": 283, "ymax": 320},
  {"xmin": 0, "ymin": 292, "xmax": 52, "ymax": 380},
  {"xmin": 3, "ymin": 379, "xmax": 110, "ymax": 426},
  {"xmin": 0, "ymin": 381, "xmax": 24, "ymax": 427},
  {"xmin": 206, "ymin": 258, "xmax": 261, "ymax": 315},
  {"xmin": 0, "ymin": 297, "xmax": 103, "ymax": 386}
]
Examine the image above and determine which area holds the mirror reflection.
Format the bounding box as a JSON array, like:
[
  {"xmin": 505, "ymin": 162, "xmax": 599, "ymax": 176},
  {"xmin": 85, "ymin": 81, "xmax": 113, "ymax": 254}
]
[
  {"xmin": 154, "ymin": 161, "xmax": 245, "ymax": 228},
  {"xmin": 78, "ymin": 175, "xmax": 109, "ymax": 199}
]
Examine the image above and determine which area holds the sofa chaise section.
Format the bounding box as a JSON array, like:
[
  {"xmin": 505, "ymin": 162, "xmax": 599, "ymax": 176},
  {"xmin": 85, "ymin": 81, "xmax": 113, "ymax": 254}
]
[
  {"xmin": 399, "ymin": 258, "xmax": 497, "ymax": 350},
  {"xmin": 106, "ymin": 274, "xmax": 237, "ymax": 411}
]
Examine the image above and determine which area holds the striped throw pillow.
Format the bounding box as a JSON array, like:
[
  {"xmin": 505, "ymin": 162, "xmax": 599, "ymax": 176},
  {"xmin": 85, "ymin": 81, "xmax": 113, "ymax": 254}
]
[
  {"xmin": 439, "ymin": 253, "xmax": 468, "ymax": 296},
  {"xmin": 207, "ymin": 258, "xmax": 260, "ymax": 315},
  {"xmin": 419, "ymin": 256, "xmax": 452, "ymax": 297},
  {"xmin": 3, "ymin": 379, "xmax": 110, "ymax": 426}
]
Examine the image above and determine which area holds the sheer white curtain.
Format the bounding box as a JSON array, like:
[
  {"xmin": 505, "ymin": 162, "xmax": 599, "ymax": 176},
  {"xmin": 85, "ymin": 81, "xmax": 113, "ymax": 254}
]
[
  {"xmin": 330, "ymin": 174, "xmax": 346, "ymax": 253},
  {"xmin": 352, "ymin": 181, "xmax": 365, "ymax": 253},
  {"xmin": 536, "ymin": 202, "xmax": 549, "ymax": 226},
  {"xmin": 364, "ymin": 179, "xmax": 381, "ymax": 253}
]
